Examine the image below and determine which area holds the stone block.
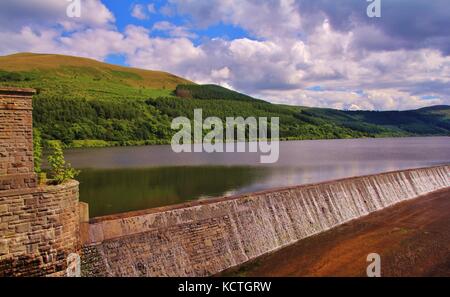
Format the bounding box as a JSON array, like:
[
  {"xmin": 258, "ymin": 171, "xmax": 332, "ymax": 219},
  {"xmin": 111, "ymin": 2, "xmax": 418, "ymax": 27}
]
[
  {"xmin": 15, "ymin": 223, "xmax": 30, "ymax": 233},
  {"xmin": 0, "ymin": 239, "xmax": 8, "ymax": 255},
  {"xmin": 0, "ymin": 204, "xmax": 7, "ymax": 213},
  {"xmin": 79, "ymin": 202, "xmax": 89, "ymax": 223}
]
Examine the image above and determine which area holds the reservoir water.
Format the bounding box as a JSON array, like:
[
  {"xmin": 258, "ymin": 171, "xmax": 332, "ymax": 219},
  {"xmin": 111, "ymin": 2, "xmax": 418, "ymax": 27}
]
[{"xmin": 64, "ymin": 137, "xmax": 450, "ymax": 217}]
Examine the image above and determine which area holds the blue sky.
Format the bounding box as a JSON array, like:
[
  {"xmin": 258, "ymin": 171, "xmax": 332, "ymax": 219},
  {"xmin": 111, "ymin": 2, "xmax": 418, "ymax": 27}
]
[
  {"xmin": 103, "ymin": 0, "xmax": 250, "ymax": 65},
  {"xmin": 0, "ymin": 0, "xmax": 449, "ymax": 111},
  {"xmin": 104, "ymin": 0, "xmax": 249, "ymax": 44}
]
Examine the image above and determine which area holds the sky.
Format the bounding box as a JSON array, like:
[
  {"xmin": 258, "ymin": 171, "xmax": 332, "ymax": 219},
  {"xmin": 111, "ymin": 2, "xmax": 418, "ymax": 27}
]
[{"xmin": 0, "ymin": 0, "xmax": 449, "ymax": 111}]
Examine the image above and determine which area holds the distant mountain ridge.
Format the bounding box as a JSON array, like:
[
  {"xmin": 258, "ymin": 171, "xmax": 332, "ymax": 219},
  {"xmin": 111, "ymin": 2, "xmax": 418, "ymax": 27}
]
[{"xmin": 0, "ymin": 52, "xmax": 449, "ymax": 148}]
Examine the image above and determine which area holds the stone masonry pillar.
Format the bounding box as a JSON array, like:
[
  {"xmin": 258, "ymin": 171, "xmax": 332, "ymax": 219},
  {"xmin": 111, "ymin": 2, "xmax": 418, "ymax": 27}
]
[
  {"xmin": 0, "ymin": 87, "xmax": 37, "ymax": 190},
  {"xmin": 0, "ymin": 87, "xmax": 80, "ymax": 276}
]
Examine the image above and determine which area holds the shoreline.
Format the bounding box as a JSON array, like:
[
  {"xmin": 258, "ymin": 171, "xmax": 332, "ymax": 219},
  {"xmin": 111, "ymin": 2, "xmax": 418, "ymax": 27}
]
[{"xmin": 62, "ymin": 135, "xmax": 450, "ymax": 150}]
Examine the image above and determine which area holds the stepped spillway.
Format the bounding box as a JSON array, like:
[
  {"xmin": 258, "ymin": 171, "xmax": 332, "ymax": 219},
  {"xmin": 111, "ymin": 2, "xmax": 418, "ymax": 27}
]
[{"xmin": 80, "ymin": 165, "xmax": 450, "ymax": 277}]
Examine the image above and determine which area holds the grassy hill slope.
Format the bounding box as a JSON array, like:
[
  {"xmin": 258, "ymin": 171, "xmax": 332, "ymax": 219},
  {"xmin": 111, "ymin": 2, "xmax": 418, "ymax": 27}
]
[
  {"xmin": 0, "ymin": 52, "xmax": 449, "ymax": 147},
  {"xmin": 0, "ymin": 52, "xmax": 192, "ymax": 100}
]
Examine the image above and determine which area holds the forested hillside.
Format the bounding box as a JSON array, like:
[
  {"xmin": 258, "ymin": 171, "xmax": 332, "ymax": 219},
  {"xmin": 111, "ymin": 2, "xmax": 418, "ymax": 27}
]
[{"xmin": 1, "ymin": 53, "xmax": 449, "ymax": 148}]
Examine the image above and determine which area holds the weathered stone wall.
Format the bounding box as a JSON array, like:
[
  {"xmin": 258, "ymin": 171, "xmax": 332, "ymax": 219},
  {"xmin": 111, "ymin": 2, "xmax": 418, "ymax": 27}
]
[
  {"xmin": 0, "ymin": 88, "xmax": 37, "ymax": 190},
  {"xmin": 81, "ymin": 165, "xmax": 450, "ymax": 277},
  {"xmin": 0, "ymin": 181, "xmax": 80, "ymax": 276},
  {"xmin": 0, "ymin": 87, "xmax": 80, "ymax": 277}
]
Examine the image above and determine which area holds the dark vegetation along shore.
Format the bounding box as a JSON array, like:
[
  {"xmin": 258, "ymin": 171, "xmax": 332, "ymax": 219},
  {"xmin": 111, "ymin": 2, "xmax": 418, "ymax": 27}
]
[{"xmin": 1, "ymin": 52, "xmax": 449, "ymax": 148}]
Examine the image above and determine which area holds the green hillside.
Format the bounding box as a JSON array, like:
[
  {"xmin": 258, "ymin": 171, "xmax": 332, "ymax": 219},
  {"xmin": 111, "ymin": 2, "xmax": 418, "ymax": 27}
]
[
  {"xmin": 0, "ymin": 52, "xmax": 192, "ymax": 100},
  {"xmin": 175, "ymin": 84, "xmax": 262, "ymax": 102},
  {"xmin": 0, "ymin": 52, "xmax": 449, "ymax": 148}
]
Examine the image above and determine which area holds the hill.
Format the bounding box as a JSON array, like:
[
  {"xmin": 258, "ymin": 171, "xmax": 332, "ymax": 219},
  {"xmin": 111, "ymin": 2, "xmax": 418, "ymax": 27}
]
[
  {"xmin": 175, "ymin": 84, "xmax": 262, "ymax": 102},
  {"xmin": 0, "ymin": 52, "xmax": 449, "ymax": 147},
  {"xmin": 0, "ymin": 52, "xmax": 192, "ymax": 99}
]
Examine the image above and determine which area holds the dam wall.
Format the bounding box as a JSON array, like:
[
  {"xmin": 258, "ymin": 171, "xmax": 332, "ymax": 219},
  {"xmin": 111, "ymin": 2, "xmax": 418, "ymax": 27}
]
[{"xmin": 81, "ymin": 165, "xmax": 450, "ymax": 277}]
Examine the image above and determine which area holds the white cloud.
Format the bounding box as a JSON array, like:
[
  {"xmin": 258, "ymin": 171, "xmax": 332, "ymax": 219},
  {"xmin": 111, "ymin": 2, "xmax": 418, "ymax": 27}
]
[
  {"xmin": 152, "ymin": 21, "xmax": 197, "ymax": 39},
  {"xmin": 168, "ymin": 0, "xmax": 302, "ymax": 40},
  {"xmin": 0, "ymin": 0, "xmax": 449, "ymax": 110},
  {"xmin": 0, "ymin": 0, "xmax": 114, "ymax": 30},
  {"xmin": 131, "ymin": 3, "xmax": 157, "ymax": 20},
  {"xmin": 0, "ymin": 26, "xmax": 126, "ymax": 61},
  {"xmin": 211, "ymin": 67, "xmax": 231, "ymax": 80},
  {"xmin": 131, "ymin": 4, "xmax": 149, "ymax": 20},
  {"xmin": 127, "ymin": 37, "xmax": 205, "ymax": 77},
  {"xmin": 256, "ymin": 88, "xmax": 444, "ymax": 111},
  {"xmin": 147, "ymin": 3, "xmax": 157, "ymax": 14},
  {"xmin": 4, "ymin": 20, "xmax": 446, "ymax": 111}
]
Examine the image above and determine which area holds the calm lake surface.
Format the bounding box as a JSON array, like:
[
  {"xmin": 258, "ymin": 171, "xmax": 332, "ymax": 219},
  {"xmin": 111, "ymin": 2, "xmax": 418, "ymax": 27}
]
[{"xmin": 64, "ymin": 137, "xmax": 450, "ymax": 217}]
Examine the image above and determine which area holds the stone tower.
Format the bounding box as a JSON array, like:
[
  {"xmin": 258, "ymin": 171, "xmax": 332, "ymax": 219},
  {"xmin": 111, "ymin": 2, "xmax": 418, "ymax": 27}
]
[
  {"xmin": 0, "ymin": 87, "xmax": 37, "ymax": 190},
  {"xmin": 0, "ymin": 87, "xmax": 80, "ymax": 276}
]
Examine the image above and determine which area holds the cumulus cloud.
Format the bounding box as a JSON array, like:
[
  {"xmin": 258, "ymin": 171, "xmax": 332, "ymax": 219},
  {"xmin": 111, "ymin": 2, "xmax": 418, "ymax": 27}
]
[
  {"xmin": 169, "ymin": 0, "xmax": 302, "ymax": 40},
  {"xmin": 152, "ymin": 21, "xmax": 197, "ymax": 39},
  {"xmin": 147, "ymin": 3, "xmax": 157, "ymax": 14},
  {"xmin": 0, "ymin": 26, "xmax": 126, "ymax": 61},
  {"xmin": 257, "ymin": 87, "xmax": 444, "ymax": 111},
  {"xmin": 131, "ymin": 4, "xmax": 149, "ymax": 20},
  {"xmin": 0, "ymin": 0, "xmax": 449, "ymax": 110},
  {"xmin": 0, "ymin": 0, "xmax": 114, "ymax": 30},
  {"xmin": 151, "ymin": 0, "xmax": 450, "ymax": 110},
  {"xmin": 0, "ymin": 0, "xmax": 117, "ymax": 60},
  {"xmin": 296, "ymin": 0, "xmax": 450, "ymax": 54},
  {"xmin": 131, "ymin": 3, "xmax": 157, "ymax": 20},
  {"xmin": 120, "ymin": 24, "xmax": 450, "ymax": 110}
]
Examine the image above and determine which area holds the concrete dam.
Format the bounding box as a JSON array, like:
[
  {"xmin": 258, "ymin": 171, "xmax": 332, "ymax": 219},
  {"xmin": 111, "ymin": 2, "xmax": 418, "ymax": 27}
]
[{"xmin": 81, "ymin": 165, "xmax": 450, "ymax": 277}]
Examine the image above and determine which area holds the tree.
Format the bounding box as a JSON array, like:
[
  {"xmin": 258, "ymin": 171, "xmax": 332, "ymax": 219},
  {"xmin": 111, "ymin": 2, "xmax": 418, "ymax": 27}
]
[
  {"xmin": 47, "ymin": 141, "xmax": 80, "ymax": 184},
  {"xmin": 33, "ymin": 128, "xmax": 43, "ymax": 173}
]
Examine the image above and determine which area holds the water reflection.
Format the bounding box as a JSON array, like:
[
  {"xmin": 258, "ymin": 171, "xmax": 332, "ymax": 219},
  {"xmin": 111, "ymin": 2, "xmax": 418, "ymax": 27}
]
[
  {"xmin": 77, "ymin": 166, "xmax": 270, "ymax": 217},
  {"xmin": 67, "ymin": 137, "xmax": 450, "ymax": 217}
]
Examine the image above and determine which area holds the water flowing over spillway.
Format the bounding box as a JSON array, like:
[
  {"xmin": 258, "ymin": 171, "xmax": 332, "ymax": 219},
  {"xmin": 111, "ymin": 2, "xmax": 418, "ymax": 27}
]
[{"xmin": 81, "ymin": 165, "xmax": 450, "ymax": 277}]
